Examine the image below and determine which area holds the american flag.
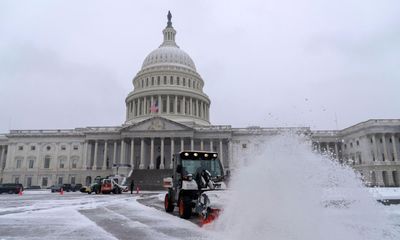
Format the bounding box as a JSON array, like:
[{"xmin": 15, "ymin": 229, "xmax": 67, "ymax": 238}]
[{"xmin": 150, "ymin": 101, "xmax": 158, "ymax": 113}]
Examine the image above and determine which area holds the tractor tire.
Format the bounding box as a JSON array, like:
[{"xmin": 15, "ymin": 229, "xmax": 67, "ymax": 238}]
[
  {"xmin": 164, "ymin": 193, "xmax": 174, "ymax": 212},
  {"xmin": 178, "ymin": 196, "xmax": 192, "ymax": 219}
]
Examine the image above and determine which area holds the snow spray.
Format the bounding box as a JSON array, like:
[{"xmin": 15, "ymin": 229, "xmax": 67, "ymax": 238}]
[{"xmin": 211, "ymin": 134, "xmax": 400, "ymax": 240}]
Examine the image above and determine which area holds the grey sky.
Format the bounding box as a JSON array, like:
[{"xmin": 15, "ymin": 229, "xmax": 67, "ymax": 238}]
[{"xmin": 0, "ymin": 0, "xmax": 399, "ymax": 133}]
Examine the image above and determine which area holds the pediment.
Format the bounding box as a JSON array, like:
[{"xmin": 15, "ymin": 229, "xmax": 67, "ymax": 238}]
[{"xmin": 122, "ymin": 117, "xmax": 193, "ymax": 132}]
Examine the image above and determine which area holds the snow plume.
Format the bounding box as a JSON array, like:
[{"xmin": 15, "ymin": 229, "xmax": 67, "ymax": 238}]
[{"xmin": 212, "ymin": 134, "xmax": 400, "ymax": 240}]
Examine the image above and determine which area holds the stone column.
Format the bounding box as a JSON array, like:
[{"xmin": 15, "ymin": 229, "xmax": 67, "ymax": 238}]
[
  {"xmin": 174, "ymin": 95, "xmax": 178, "ymax": 114},
  {"xmin": 219, "ymin": 139, "xmax": 224, "ymax": 163},
  {"xmin": 200, "ymin": 140, "xmax": 204, "ymax": 151},
  {"xmin": 120, "ymin": 139, "xmax": 125, "ymax": 164},
  {"xmin": 137, "ymin": 98, "xmax": 141, "ymax": 115},
  {"xmin": 102, "ymin": 141, "xmax": 108, "ymax": 170},
  {"xmin": 160, "ymin": 138, "xmax": 165, "ymax": 169},
  {"xmin": 158, "ymin": 95, "xmax": 162, "ymax": 115},
  {"xmin": 167, "ymin": 96, "xmax": 170, "ymax": 114},
  {"xmin": 92, "ymin": 141, "xmax": 98, "ymax": 170},
  {"xmin": 82, "ymin": 142, "xmax": 88, "ymax": 169},
  {"xmin": 149, "ymin": 138, "xmax": 155, "ymax": 169},
  {"xmin": 5, "ymin": 143, "xmax": 14, "ymax": 170},
  {"xmin": 200, "ymin": 101, "xmax": 204, "ymax": 118},
  {"xmin": 334, "ymin": 142, "xmax": 339, "ymax": 159},
  {"xmin": 143, "ymin": 97, "xmax": 147, "ymax": 115},
  {"xmin": 392, "ymin": 134, "xmax": 398, "ymax": 161},
  {"xmin": 130, "ymin": 138, "xmax": 135, "ymax": 169},
  {"xmin": 182, "ymin": 96, "xmax": 186, "ymax": 114},
  {"xmin": 210, "ymin": 139, "xmax": 214, "ymax": 152},
  {"xmin": 372, "ymin": 134, "xmax": 378, "ymax": 161},
  {"xmin": 54, "ymin": 143, "xmax": 59, "ymax": 171},
  {"xmin": 139, "ymin": 138, "xmax": 145, "ymax": 169},
  {"xmin": 113, "ymin": 141, "xmax": 117, "ymax": 165},
  {"xmin": 190, "ymin": 98, "xmax": 193, "ymax": 115},
  {"xmin": 87, "ymin": 142, "xmax": 92, "ymax": 169},
  {"xmin": 35, "ymin": 143, "xmax": 42, "ymax": 185},
  {"xmin": 181, "ymin": 138, "xmax": 184, "ymax": 151},
  {"xmin": 0, "ymin": 146, "xmax": 5, "ymax": 169},
  {"xmin": 382, "ymin": 134, "xmax": 389, "ymax": 161},
  {"xmin": 191, "ymin": 138, "xmax": 194, "ymax": 151},
  {"xmin": 170, "ymin": 138, "xmax": 175, "ymax": 169}
]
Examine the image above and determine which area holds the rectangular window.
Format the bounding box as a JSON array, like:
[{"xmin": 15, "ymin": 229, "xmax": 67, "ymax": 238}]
[
  {"xmin": 16, "ymin": 160, "xmax": 22, "ymax": 168},
  {"xmin": 151, "ymin": 77, "xmax": 154, "ymax": 85},
  {"xmin": 61, "ymin": 145, "xmax": 66, "ymax": 151},
  {"xmin": 382, "ymin": 153, "xmax": 385, "ymax": 161},
  {"xmin": 177, "ymin": 77, "xmax": 180, "ymax": 85},
  {"xmin": 157, "ymin": 76, "xmax": 160, "ymax": 85},
  {"xmin": 18, "ymin": 146, "xmax": 23, "ymax": 151},
  {"xmin": 164, "ymin": 76, "xmax": 167, "ymax": 84},
  {"xmin": 29, "ymin": 160, "xmax": 34, "ymax": 169},
  {"xmin": 183, "ymin": 78, "xmax": 186, "ymax": 86},
  {"xmin": 58, "ymin": 177, "xmax": 63, "ymax": 184},
  {"xmin": 27, "ymin": 177, "xmax": 32, "ymax": 187},
  {"xmin": 73, "ymin": 145, "xmax": 79, "ymax": 150},
  {"xmin": 44, "ymin": 157, "xmax": 50, "ymax": 168},
  {"xmin": 71, "ymin": 176, "xmax": 76, "ymax": 185},
  {"xmin": 31, "ymin": 145, "xmax": 36, "ymax": 151},
  {"xmin": 72, "ymin": 160, "xmax": 77, "ymax": 169},
  {"xmin": 170, "ymin": 76, "xmax": 173, "ymax": 84},
  {"xmin": 59, "ymin": 160, "xmax": 65, "ymax": 169},
  {"xmin": 42, "ymin": 177, "xmax": 48, "ymax": 187}
]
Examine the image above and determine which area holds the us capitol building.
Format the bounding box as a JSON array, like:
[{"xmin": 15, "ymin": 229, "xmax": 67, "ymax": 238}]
[{"xmin": 0, "ymin": 12, "xmax": 399, "ymax": 189}]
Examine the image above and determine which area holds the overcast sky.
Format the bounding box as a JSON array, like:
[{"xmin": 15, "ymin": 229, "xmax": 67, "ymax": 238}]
[{"xmin": 0, "ymin": 0, "xmax": 399, "ymax": 133}]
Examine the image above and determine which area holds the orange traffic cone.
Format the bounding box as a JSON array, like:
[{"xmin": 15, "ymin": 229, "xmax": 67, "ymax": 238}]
[
  {"xmin": 136, "ymin": 186, "xmax": 140, "ymax": 194},
  {"xmin": 18, "ymin": 188, "xmax": 23, "ymax": 196},
  {"xmin": 60, "ymin": 187, "xmax": 64, "ymax": 195}
]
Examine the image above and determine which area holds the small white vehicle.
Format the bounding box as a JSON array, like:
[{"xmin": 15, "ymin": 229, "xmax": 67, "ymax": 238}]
[{"xmin": 163, "ymin": 151, "xmax": 226, "ymax": 222}]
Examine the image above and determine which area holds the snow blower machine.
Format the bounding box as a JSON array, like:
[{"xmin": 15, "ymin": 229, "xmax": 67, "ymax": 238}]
[{"xmin": 163, "ymin": 151, "xmax": 227, "ymax": 225}]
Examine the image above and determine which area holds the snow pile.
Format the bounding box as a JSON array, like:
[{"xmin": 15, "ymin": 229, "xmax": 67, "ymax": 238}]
[{"xmin": 212, "ymin": 135, "xmax": 400, "ymax": 240}]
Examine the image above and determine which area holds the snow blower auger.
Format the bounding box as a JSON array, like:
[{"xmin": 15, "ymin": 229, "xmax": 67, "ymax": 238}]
[
  {"xmin": 196, "ymin": 193, "xmax": 222, "ymax": 226},
  {"xmin": 163, "ymin": 151, "xmax": 227, "ymax": 226}
]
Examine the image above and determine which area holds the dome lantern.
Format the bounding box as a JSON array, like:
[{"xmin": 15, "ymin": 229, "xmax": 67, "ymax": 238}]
[{"xmin": 161, "ymin": 11, "xmax": 177, "ymax": 47}]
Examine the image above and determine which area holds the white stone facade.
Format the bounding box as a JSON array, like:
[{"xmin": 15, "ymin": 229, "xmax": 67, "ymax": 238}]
[{"xmin": 0, "ymin": 13, "xmax": 399, "ymax": 188}]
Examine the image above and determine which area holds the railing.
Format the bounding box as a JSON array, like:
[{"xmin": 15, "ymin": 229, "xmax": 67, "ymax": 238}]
[{"xmin": 9, "ymin": 129, "xmax": 78, "ymax": 134}]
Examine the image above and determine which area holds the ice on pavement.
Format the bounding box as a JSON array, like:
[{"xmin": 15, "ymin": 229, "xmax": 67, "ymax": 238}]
[{"xmin": 0, "ymin": 192, "xmax": 212, "ymax": 240}]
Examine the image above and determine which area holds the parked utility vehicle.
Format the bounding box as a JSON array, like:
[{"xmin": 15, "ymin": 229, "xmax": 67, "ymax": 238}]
[{"xmin": 163, "ymin": 151, "xmax": 226, "ymax": 222}]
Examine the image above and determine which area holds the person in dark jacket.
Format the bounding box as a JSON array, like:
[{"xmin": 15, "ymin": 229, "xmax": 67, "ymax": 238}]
[{"xmin": 130, "ymin": 180, "xmax": 135, "ymax": 194}]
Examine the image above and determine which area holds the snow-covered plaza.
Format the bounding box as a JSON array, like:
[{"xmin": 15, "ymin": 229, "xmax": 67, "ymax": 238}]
[
  {"xmin": 1, "ymin": 189, "xmax": 400, "ymax": 240},
  {"xmin": 0, "ymin": 190, "xmax": 212, "ymax": 240}
]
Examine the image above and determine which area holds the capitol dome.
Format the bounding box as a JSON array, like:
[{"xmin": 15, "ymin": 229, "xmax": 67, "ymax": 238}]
[
  {"xmin": 124, "ymin": 11, "xmax": 211, "ymax": 126},
  {"xmin": 141, "ymin": 46, "xmax": 197, "ymax": 72}
]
